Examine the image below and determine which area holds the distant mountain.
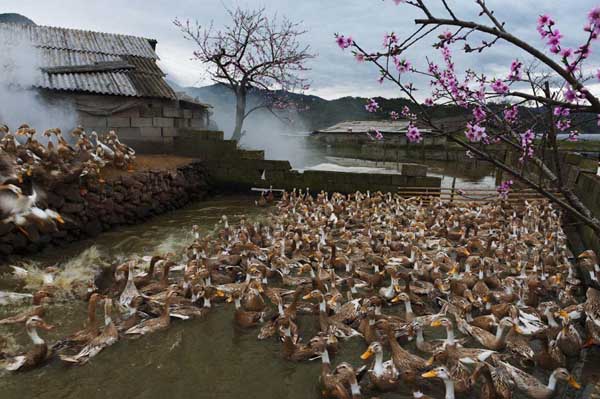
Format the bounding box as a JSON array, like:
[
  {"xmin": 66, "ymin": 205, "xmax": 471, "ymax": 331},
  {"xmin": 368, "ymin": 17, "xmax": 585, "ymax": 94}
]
[
  {"xmin": 177, "ymin": 83, "xmax": 466, "ymax": 131},
  {"xmin": 0, "ymin": 13, "xmax": 36, "ymax": 25}
]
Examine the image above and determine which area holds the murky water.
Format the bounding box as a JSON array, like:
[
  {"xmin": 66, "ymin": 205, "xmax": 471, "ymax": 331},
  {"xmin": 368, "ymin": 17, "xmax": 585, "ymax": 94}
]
[
  {"xmin": 0, "ymin": 194, "xmax": 586, "ymax": 399},
  {"xmin": 0, "ymin": 196, "xmax": 451, "ymax": 399}
]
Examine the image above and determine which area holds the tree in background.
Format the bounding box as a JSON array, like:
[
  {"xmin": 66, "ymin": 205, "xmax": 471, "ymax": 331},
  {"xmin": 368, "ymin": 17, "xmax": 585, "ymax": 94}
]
[
  {"xmin": 337, "ymin": 0, "xmax": 600, "ymax": 233},
  {"xmin": 175, "ymin": 6, "xmax": 314, "ymax": 142}
]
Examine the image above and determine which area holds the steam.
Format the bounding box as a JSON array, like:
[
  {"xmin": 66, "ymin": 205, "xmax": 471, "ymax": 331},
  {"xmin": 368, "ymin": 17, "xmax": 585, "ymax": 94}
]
[
  {"xmin": 198, "ymin": 89, "xmax": 319, "ymax": 168},
  {"xmin": 0, "ymin": 34, "xmax": 76, "ymax": 133}
]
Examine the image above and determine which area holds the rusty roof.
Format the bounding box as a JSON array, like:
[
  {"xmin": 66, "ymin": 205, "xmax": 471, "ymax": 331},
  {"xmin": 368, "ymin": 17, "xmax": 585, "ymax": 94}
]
[{"xmin": 0, "ymin": 23, "xmax": 177, "ymax": 99}]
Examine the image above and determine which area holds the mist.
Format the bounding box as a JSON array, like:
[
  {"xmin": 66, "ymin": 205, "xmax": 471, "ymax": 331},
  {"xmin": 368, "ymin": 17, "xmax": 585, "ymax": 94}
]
[
  {"xmin": 0, "ymin": 34, "xmax": 76, "ymax": 134},
  {"xmin": 197, "ymin": 88, "xmax": 325, "ymax": 169}
]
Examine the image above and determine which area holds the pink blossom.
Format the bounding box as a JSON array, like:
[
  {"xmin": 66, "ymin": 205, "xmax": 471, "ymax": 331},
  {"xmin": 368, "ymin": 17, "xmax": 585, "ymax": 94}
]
[
  {"xmin": 354, "ymin": 53, "xmax": 365, "ymax": 62},
  {"xmin": 390, "ymin": 111, "xmax": 400, "ymax": 120},
  {"xmin": 393, "ymin": 0, "xmax": 405, "ymax": 4},
  {"xmin": 497, "ymin": 180, "xmax": 514, "ymax": 200},
  {"xmin": 365, "ymin": 98, "xmax": 380, "ymax": 113},
  {"xmin": 504, "ymin": 106, "xmax": 518, "ymax": 124},
  {"xmin": 508, "ymin": 60, "xmax": 523, "ymax": 81},
  {"xmin": 556, "ymin": 119, "xmax": 571, "ymax": 131},
  {"xmin": 560, "ymin": 47, "xmax": 573, "ymax": 58},
  {"xmin": 335, "ymin": 34, "xmax": 353, "ymax": 49},
  {"xmin": 424, "ymin": 98, "xmax": 434, "ymax": 106},
  {"xmin": 564, "ymin": 87, "xmax": 577, "ymax": 102},
  {"xmin": 490, "ymin": 79, "xmax": 509, "ymax": 94},
  {"xmin": 576, "ymin": 44, "xmax": 591, "ymax": 59},
  {"xmin": 393, "ymin": 57, "xmax": 411, "ymax": 73},
  {"xmin": 465, "ymin": 122, "xmax": 486, "ymax": 142},
  {"xmin": 553, "ymin": 106, "xmax": 570, "ymax": 117},
  {"xmin": 473, "ymin": 106, "xmax": 486, "ymax": 122},
  {"xmin": 383, "ymin": 32, "xmax": 398, "ymax": 47},
  {"xmin": 597, "ymin": 69, "xmax": 600, "ymax": 81},
  {"xmin": 588, "ymin": 6, "xmax": 600, "ymax": 27},
  {"xmin": 406, "ymin": 123, "xmax": 422, "ymax": 143}
]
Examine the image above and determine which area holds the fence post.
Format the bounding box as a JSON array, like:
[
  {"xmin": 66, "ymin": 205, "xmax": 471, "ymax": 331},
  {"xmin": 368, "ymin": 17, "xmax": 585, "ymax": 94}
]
[{"xmin": 450, "ymin": 176, "xmax": 456, "ymax": 203}]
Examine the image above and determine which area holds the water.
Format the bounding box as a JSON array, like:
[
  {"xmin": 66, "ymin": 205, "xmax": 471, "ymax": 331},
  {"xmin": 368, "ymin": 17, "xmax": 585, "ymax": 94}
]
[
  {"xmin": 0, "ymin": 193, "xmax": 587, "ymax": 399},
  {"xmin": 251, "ymin": 134, "xmax": 497, "ymax": 189},
  {"xmin": 0, "ymin": 196, "xmax": 447, "ymax": 399}
]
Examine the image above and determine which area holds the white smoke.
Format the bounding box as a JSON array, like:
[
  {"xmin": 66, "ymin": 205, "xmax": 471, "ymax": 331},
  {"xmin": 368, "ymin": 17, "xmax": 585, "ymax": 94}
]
[
  {"xmin": 0, "ymin": 34, "xmax": 76, "ymax": 133},
  {"xmin": 202, "ymin": 91, "xmax": 322, "ymax": 169}
]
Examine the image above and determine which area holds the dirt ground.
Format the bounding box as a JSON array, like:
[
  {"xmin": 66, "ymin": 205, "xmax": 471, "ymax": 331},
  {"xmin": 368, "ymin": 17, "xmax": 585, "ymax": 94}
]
[{"xmin": 102, "ymin": 154, "xmax": 196, "ymax": 180}]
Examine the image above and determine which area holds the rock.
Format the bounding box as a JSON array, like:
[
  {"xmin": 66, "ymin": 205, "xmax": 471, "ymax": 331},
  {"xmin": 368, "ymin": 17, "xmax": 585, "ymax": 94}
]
[
  {"xmin": 61, "ymin": 202, "xmax": 85, "ymax": 214},
  {"xmin": 0, "ymin": 243, "xmax": 13, "ymax": 255},
  {"xmin": 0, "ymin": 222, "xmax": 15, "ymax": 236},
  {"xmin": 83, "ymin": 220, "xmax": 103, "ymax": 237}
]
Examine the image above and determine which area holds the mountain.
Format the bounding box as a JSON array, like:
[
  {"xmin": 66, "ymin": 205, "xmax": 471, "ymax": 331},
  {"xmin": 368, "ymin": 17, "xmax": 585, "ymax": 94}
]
[
  {"xmin": 0, "ymin": 13, "xmax": 36, "ymax": 25},
  {"xmin": 177, "ymin": 83, "xmax": 467, "ymax": 131}
]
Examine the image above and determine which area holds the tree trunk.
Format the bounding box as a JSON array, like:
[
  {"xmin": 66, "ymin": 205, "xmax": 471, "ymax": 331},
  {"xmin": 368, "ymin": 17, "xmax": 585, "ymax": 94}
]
[{"xmin": 231, "ymin": 88, "xmax": 247, "ymax": 142}]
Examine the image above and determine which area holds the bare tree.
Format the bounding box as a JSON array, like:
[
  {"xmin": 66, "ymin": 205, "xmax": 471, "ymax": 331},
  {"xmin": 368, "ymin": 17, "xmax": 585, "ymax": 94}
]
[
  {"xmin": 175, "ymin": 6, "xmax": 315, "ymax": 142},
  {"xmin": 338, "ymin": 0, "xmax": 600, "ymax": 233}
]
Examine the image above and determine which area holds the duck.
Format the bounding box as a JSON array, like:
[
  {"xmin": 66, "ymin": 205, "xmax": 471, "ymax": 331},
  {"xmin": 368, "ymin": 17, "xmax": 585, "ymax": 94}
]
[
  {"xmin": 456, "ymin": 316, "xmax": 515, "ymax": 350},
  {"xmin": 60, "ymin": 298, "xmax": 118, "ymax": 365},
  {"xmin": 496, "ymin": 361, "xmax": 580, "ymax": 399},
  {"xmin": 1, "ymin": 316, "xmax": 54, "ymax": 371},
  {"xmin": 125, "ymin": 290, "xmax": 177, "ymax": 336},
  {"xmin": 54, "ymin": 293, "xmax": 103, "ymax": 351},
  {"xmin": 229, "ymin": 289, "xmax": 264, "ymax": 328},
  {"xmin": 0, "ymin": 290, "xmax": 52, "ymax": 325},
  {"xmin": 360, "ymin": 341, "xmax": 400, "ymax": 392},
  {"xmin": 421, "ymin": 366, "xmax": 458, "ymax": 399}
]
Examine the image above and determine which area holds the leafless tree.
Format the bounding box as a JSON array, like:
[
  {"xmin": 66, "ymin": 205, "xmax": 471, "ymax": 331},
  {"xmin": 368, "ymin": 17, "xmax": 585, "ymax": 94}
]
[{"xmin": 175, "ymin": 6, "xmax": 315, "ymax": 142}]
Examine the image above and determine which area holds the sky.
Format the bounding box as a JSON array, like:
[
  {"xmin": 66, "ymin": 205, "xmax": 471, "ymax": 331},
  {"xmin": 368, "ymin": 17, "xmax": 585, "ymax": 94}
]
[{"xmin": 2, "ymin": 0, "xmax": 599, "ymax": 100}]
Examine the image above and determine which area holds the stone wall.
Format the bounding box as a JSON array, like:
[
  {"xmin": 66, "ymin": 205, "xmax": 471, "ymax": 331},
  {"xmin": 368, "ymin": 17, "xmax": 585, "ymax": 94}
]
[{"xmin": 0, "ymin": 163, "xmax": 211, "ymax": 258}]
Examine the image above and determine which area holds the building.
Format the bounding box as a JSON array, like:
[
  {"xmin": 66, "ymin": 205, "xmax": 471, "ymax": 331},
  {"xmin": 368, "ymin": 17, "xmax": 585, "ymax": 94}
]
[
  {"xmin": 0, "ymin": 20, "xmax": 213, "ymax": 151},
  {"xmin": 311, "ymin": 120, "xmax": 437, "ymax": 145}
]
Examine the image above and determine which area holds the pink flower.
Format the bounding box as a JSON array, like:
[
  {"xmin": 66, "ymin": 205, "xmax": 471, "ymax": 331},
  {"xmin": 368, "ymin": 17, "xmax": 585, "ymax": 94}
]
[
  {"xmin": 473, "ymin": 106, "xmax": 486, "ymax": 122},
  {"xmin": 383, "ymin": 32, "xmax": 398, "ymax": 47},
  {"xmin": 564, "ymin": 87, "xmax": 577, "ymax": 102},
  {"xmin": 335, "ymin": 34, "xmax": 353, "ymax": 49},
  {"xmin": 553, "ymin": 106, "xmax": 570, "ymax": 117},
  {"xmin": 393, "ymin": 57, "xmax": 411, "ymax": 73},
  {"xmin": 406, "ymin": 123, "xmax": 422, "ymax": 143},
  {"xmin": 504, "ymin": 106, "xmax": 518, "ymax": 124},
  {"xmin": 588, "ymin": 6, "xmax": 600, "ymax": 27},
  {"xmin": 354, "ymin": 53, "xmax": 365, "ymax": 62},
  {"xmin": 465, "ymin": 122, "xmax": 486, "ymax": 142},
  {"xmin": 365, "ymin": 98, "xmax": 380, "ymax": 113},
  {"xmin": 560, "ymin": 48, "xmax": 573, "ymax": 58},
  {"xmin": 497, "ymin": 180, "xmax": 514, "ymax": 200},
  {"xmin": 390, "ymin": 111, "xmax": 400, "ymax": 120},
  {"xmin": 490, "ymin": 79, "xmax": 509, "ymax": 94},
  {"xmin": 556, "ymin": 119, "xmax": 571, "ymax": 131},
  {"xmin": 508, "ymin": 60, "xmax": 523, "ymax": 81},
  {"xmin": 424, "ymin": 98, "xmax": 434, "ymax": 106},
  {"xmin": 597, "ymin": 69, "xmax": 600, "ymax": 81},
  {"xmin": 393, "ymin": 0, "xmax": 405, "ymax": 4}
]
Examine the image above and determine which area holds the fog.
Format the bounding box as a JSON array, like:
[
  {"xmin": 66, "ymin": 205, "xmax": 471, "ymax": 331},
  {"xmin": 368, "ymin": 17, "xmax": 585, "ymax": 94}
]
[
  {"xmin": 0, "ymin": 34, "xmax": 76, "ymax": 134},
  {"xmin": 197, "ymin": 88, "xmax": 324, "ymax": 169}
]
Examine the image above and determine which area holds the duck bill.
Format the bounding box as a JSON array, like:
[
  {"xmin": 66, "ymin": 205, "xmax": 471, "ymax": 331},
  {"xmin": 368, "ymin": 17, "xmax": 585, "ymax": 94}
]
[
  {"xmin": 56, "ymin": 213, "xmax": 65, "ymax": 224},
  {"xmin": 360, "ymin": 348, "xmax": 374, "ymax": 360},
  {"xmin": 559, "ymin": 310, "xmax": 569, "ymax": 319},
  {"xmin": 215, "ymin": 290, "xmax": 225, "ymax": 298},
  {"xmin": 425, "ymin": 356, "xmax": 434, "ymax": 366},
  {"xmin": 390, "ymin": 296, "xmax": 401, "ymax": 303},
  {"xmin": 421, "ymin": 370, "xmax": 438, "ymax": 378},
  {"xmin": 430, "ymin": 320, "xmax": 442, "ymax": 327},
  {"xmin": 514, "ymin": 325, "xmax": 524, "ymax": 334},
  {"xmin": 302, "ymin": 293, "xmax": 312, "ymax": 300},
  {"xmin": 568, "ymin": 377, "xmax": 581, "ymax": 389}
]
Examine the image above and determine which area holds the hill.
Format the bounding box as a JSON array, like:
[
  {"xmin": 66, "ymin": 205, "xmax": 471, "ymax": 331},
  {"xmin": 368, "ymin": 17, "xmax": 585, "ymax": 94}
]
[{"xmin": 0, "ymin": 13, "xmax": 36, "ymax": 25}]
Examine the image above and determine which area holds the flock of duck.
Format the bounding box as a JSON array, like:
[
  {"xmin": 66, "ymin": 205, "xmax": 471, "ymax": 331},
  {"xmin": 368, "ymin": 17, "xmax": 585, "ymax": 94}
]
[
  {"xmin": 0, "ymin": 124, "xmax": 135, "ymax": 235},
  {"xmin": 1, "ymin": 188, "xmax": 599, "ymax": 399}
]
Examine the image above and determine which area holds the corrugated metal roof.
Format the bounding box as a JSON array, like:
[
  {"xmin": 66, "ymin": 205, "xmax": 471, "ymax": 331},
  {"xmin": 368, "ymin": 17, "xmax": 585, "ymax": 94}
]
[
  {"xmin": 0, "ymin": 23, "xmax": 158, "ymax": 58},
  {"xmin": 0, "ymin": 22, "xmax": 177, "ymax": 100}
]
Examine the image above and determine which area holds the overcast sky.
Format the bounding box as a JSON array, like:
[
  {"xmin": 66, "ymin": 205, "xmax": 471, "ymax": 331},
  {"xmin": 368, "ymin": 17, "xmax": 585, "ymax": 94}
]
[{"xmin": 2, "ymin": 0, "xmax": 599, "ymax": 99}]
